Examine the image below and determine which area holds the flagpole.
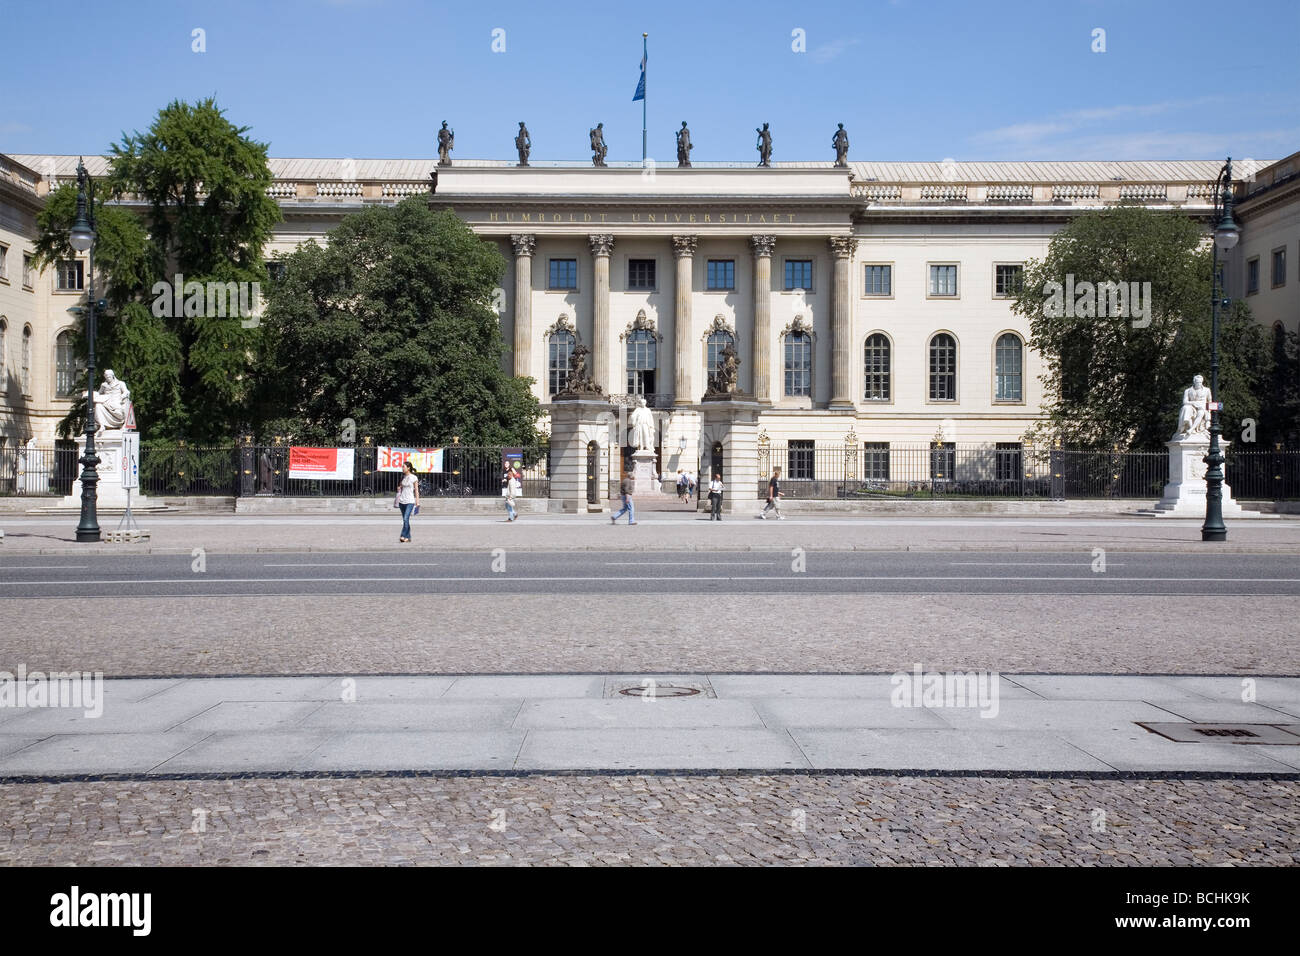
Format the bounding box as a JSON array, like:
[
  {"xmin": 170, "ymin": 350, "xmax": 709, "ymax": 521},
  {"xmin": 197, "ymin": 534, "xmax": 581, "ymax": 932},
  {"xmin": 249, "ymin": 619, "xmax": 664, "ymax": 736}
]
[{"xmin": 641, "ymin": 33, "xmax": 648, "ymax": 163}]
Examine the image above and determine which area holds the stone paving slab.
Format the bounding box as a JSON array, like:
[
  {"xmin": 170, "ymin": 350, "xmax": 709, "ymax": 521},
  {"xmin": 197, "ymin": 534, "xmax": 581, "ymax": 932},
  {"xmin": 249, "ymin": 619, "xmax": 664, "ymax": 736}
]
[
  {"xmin": 1062, "ymin": 728, "xmax": 1299, "ymax": 773},
  {"xmin": 790, "ymin": 729, "xmax": 1112, "ymax": 772},
  {"xmin": 151, "ymin": 731, "xmax": 335, "ymax": 774},
  {"xmin": 0, "ymin": 732, "xmax": 211, "ymax": 775},
  {"xmin": 515, "ymin": 729, "xmax": 811, "ymax": 770},
  {"xmin": 299, "ymin": 731, "xmax": 526, "ymax": 772},
  {"xmin": 300, "ymin": 701, "xmax": 522, "ymax": 732},
  {"xmin": 513, "ymin": 699, "xmax": 762, "ymax": 729}
]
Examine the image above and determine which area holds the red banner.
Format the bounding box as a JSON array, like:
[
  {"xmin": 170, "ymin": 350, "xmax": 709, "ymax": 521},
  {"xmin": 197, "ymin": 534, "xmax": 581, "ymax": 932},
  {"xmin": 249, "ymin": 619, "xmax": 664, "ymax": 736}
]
[{"xmin": 287, "ymin": 447, "xmax": 355, "ymax": 480}]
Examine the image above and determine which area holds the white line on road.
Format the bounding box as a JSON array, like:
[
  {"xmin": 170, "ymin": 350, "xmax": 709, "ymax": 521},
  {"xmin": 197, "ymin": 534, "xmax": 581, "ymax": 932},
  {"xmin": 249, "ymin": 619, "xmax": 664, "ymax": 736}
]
[
  {"xmin": 0, "ymin": 565, "xmax": 90, "ymax": 570},
  {"xmin": 4, "ymin": 576, "xmax": 1300, "ymax": 585},
  {"xmin": 949, "ymin": 562, "xmax": 1126, "ymax": 567},
  {"xmin": 262, "ymin": 562, "xmax": 442, "ymax": 567}
]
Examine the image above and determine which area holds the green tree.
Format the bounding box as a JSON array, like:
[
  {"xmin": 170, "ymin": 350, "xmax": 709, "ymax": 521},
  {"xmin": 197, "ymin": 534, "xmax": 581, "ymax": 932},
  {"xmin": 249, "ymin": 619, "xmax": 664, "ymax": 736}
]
[
  {"xmin": 255, "ymin": 198, "xmax": 540, "ymax": 445},
  {"xmin": 34, "ymin": 98, "xmax": 281, "ymax": 442},
  {"xmin": 1011, "ymin": 204, "xmax": 1273, "ymax": 449}
]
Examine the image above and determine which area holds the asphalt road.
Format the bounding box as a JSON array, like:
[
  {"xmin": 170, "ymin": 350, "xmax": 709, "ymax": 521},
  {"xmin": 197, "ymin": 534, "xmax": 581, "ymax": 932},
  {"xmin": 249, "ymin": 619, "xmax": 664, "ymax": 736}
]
[{"xmin": 2, "ymin": 549, "xmax": 1298, "ymax": 597}]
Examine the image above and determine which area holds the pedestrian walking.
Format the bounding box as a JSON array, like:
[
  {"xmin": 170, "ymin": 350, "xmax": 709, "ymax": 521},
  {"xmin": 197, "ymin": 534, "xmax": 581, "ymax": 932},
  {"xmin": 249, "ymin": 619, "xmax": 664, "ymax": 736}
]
[
  {"xmin": 759, "ymin": 466, "xmax": 784, "ymax": 519},
  {"xmin": 676, "ymin": 469, "xmax": 688, "ymax": 501},
  {"xmin": 611, "ymin": 473, "xmax": 637, "ymax": 525},
  {"xmin": 502, "ymin": 462, "xmax": 522, "ymax": 521},
  {"xmin": 395, "ymin": 460, "xmax": 420, "ymax": 541},
  {"xmin": 708, "ymin": 473, "xmax": 724, "ymax": 521}
]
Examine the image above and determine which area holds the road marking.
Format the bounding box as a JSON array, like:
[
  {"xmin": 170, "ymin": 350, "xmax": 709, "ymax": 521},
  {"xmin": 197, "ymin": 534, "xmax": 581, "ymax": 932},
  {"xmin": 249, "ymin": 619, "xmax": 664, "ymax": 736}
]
[
  {"xmin": 949, "ymin": 562, "xmax": 1126, "ymax": 567},
  {"xmin": 5, "ymin": 576, "xmax": 1300, "ymax": 585},
  {"xmin": 603, "ymin": 561, "xmax": 774, "ymax": 566},
  {"xmin": 262, "ymin": 562, "xmax": 442, "ymax": 567},
  {"xmin": 0, "ymin": 565, "xmax": 90, "ymax": 570}
]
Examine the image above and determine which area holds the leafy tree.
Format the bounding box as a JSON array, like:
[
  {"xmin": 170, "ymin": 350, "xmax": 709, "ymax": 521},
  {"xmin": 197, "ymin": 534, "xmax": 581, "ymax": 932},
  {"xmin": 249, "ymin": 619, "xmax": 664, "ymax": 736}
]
[
  {"xmin": 1011, "ymin": 205, "xmax": 1275, "ymax": 449},
  {"xmin": 34, "ymin": 98, "xmax": 281, "ymax": 442},
  {"xmin": 255, "ymin": 198, "xmax": 540, "ymax": 445}
]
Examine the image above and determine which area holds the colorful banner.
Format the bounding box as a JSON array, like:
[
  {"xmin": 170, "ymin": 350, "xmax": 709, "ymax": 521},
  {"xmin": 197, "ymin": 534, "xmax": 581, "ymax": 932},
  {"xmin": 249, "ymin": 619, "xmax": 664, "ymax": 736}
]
[
  {"xmin": 287, "ymin": 446, "xmax": 355, "ymax": 480},
  {"xmin": 377, "ymin": 446, "xmax": 445, "ymax": 473}
]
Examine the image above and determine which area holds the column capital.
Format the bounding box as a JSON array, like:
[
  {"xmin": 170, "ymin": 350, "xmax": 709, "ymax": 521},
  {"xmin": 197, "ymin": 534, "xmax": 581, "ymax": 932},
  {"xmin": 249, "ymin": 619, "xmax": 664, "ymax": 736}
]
[
  {"xmin": 749, "ymin": 234, "xmax": 776, "ymax": 258},
  {"xmin": 671, "ymin": 235, "xmax": 699, "ymax": 258},
  {"xmin": 510, "ymin": 234, "xmax": 537, "ymax": 257},
  {"xmin": 828, "ymin": 236, "xmax": 858, "ymax": 259},
  {"xmin": 587, "ymin": 234, "xmax": 615, "ymax": 257}
]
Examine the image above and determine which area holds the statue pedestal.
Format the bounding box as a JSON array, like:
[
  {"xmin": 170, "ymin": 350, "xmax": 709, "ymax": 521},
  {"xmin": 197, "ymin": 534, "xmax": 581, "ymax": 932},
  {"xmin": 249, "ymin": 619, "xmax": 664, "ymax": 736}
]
[
  {"xmin": 61, "ymin": 432, "xmax": 153, "ymax": 509},
  {"xmin": 629, "ymin": 448, "xmax": 660, "ymax": 497},
  {"xmin": 1153, "ymin": 438, "xmax": 1247, "ymax": 517},
  {"xmin": 700, "ymin": 395, "xmax": 762, "ymax": 513}
]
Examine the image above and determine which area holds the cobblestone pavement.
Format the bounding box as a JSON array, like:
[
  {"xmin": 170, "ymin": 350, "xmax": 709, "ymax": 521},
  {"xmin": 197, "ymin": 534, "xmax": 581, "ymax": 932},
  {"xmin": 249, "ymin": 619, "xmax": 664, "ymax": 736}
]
[
  {"xmin": 0, "ymin": 775, "xmax": 1294, "ymax": 865},
  {"xmin": 6, "ymin": 594, "xmax": 1297, "ymax": 675}
]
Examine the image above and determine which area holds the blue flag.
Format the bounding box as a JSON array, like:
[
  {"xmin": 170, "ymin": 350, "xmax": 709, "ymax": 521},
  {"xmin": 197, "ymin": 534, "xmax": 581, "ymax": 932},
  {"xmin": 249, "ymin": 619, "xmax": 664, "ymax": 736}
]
[{"xmin": 633, "ymin": 50, "xmax": 646, "ymax": 101}]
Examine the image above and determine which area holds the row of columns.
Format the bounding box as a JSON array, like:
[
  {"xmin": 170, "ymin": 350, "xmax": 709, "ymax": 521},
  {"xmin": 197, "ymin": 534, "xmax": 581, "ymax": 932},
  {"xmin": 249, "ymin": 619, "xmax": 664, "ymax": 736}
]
[{"xmin": 508, "ymin": 232, "xmax": 858, "ymax": 404}]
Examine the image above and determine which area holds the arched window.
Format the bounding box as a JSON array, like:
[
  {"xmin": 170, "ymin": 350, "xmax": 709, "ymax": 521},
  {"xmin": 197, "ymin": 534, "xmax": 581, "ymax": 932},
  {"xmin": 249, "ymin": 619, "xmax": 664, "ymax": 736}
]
[
  {"xmin": 863, "ymin": 333, "xmax": 891, "ymax": 401},
  {"xmin": 928, "ymin": 332, "xmax": 956, "ymax": 402},
  {"xmin": 995, "ymin": 332, "xmax": 1023, "ymax": 402},
  {"xmin": 706, "ymin": 329, "xmax": 735, "ymax": 379},
  {"xmin": 56, "ymin": 330, "xmax": 79, "ymax": 397},
  {"xmin": 784, "ymin": 331, "xmax": 812, "ymax": 397},
  {"xmin": 626, "ymin": 329, "xmax": 657, "ymax": 395},
  {"xmin": 21, "ymin": 325, "xmax": 32, "ymax": 395},
  {"xmin": 548, "ymin": 329, "xmax": 576, "ymax": 395}
]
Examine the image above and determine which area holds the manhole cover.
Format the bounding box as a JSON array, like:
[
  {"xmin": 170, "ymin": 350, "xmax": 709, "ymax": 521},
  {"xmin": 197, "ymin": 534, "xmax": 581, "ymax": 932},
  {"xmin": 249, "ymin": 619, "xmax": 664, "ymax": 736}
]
[
  {"xmin": 618, "ymin": 684, "xmax": 701, "ymax": 698},
  {"xmin": 602, "ymin": 676, "xmax": 715, "ymax": 699},
  {"xmin": 1138, "ymin": 722, "xmax": 1300, "ymax": 745}
]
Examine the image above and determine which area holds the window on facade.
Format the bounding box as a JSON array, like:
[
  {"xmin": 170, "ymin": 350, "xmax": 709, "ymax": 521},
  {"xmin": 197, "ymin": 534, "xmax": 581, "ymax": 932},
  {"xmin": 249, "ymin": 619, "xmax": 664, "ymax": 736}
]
[
  {"xmin": 784, "ymin": 259, "xmax": 813, "ymax": 291},
  {"xmin": 266, "ymin": 261, "xmax": 287, "ymax": 283},
  {"xmin": 548, "ymin": 330, "xmax": 576, "ymax": 395},
  {"xmin": 863, "ymin": 264, "xmax": 891, "ymax": 296},
  {"xmin": 1247, "ymin": 258, "xmax": 1260, "ymax": 294},
  {"xmin": 627, "ymin": 259, "xmax": 656, "ymax": 290},
  {"xmin": 863, "ymin": 333, "xmax": 890, "ymax": 401},
  {"xmin": 864, "ymin": 442, "xmax": 890, "ymax": 481},
  {"xmin": 626, "ymin": 329, "xmax": 657, "ymax": 394},
  {"xmin": 0, "ymin": 244, "xmax": 8, "ymax": 281},
  {"xmin": 929, "ymin": 264, "xmax": 958, "ymax": 297},
  {"xmin": 783, "ymin": 331, "xmax": 812, "ymax": 396},
  {"xmin": 996, "ymin": 443, "xmax": 1022, "ymax": 482},
  {"xmin": 706, "ymin": 329, "xmax": 735, "ymax": 379},
  {"xmin": 21, "ymin": 325, "xmax": 32, "ymax": 394},
  {"xmin": 549, "ymin": 258, "xmax": 577, "ymax": 290},
  {"xmin": 788, "ymin": 440, "xmax": 815, "ymax": 480},
  {"xmin": 1273, "ymin": 248, "xmax": 1287, "ymax": 287},
  {"xmin": 995, "ymin": 332, "xmax": 1023, "ymax": 402},
  {"xmin": 995, "ymin": 264, "xmax": 1024, "ymax": 297},
  {"xmin": 23, "ymin": 254, "xmax": 35, "ymax": 289},
  {"xmin": 930, "ymin": 442, "xmax": 955, "ymax": 481},
  {"xmin": 928, "ymin": 333, "xmax": 957, "ymax": 401},
  {"xmin": 55, "ymin": 330, "xmax": 81, "ymax": 398},
  {"xmin": 57, "ymin": 260, "xmax": 84, "ymax": 291},
  {"xmin": 706, "ymin": 260, "xmax": 735, "ymax": 291}
]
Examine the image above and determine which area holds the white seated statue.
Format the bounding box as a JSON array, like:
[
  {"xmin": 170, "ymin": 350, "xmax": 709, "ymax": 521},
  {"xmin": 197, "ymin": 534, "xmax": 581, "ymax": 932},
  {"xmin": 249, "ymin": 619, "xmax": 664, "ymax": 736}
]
[
  {"xmin": 91, "ymin": 369, "xmax": 131, "ymax": 433},
  {"xmin": 629, "ymin": 396, "xmax": 656, "ymax": 451},
  {"xmin": 1172, "ymin": 374, "xmax": 1211, "ymax": 442}
]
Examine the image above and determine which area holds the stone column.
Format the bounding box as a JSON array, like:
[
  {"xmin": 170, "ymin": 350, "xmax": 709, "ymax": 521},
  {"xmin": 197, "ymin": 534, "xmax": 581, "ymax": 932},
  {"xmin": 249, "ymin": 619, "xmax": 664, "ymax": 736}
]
[
  {"xmin": 828, "ymin": 236, "xmax": 858, "ymax": 408},
  {"xmin": 588, "ymin": 234, "xmax": 614, "ymax": 394},
  {"xmin": 672, "ymin": 235, "xmax": 698, "ymax": 406},
  {"xmin": 749, "ymin": 235, "xmax": 775, "ymax": 403},
  {"xmin": 510, "ymin": 234, "xmax": 536, "ymax": 379}
]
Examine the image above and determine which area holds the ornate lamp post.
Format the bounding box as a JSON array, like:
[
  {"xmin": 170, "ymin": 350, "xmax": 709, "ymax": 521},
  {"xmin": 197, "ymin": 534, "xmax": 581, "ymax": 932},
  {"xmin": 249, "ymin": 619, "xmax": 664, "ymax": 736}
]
[
  {"xmin": 1202, "ymin": 157, "xmax": 1239, "ymax": 542},
  {"xmin": 68, "ymin": 158, "xmax": 101, "ymax": 543}
]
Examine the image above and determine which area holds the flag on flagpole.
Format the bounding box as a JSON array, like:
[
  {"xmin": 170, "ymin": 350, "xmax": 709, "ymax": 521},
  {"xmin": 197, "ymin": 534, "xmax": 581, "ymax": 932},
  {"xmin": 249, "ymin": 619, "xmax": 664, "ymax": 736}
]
[{"xmin": 633, "ymin": 48, "xmax": 646, "ymax": 101}]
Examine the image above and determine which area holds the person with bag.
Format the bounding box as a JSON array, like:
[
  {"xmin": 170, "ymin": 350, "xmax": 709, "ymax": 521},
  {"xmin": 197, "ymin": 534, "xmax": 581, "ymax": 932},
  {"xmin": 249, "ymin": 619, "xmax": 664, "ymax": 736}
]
[
  {"xmin": 502, "ymin": 462, "xmax": 522, "ymax": 521},
  {"xmin": 395, "ymin": 460, "xmax": 420, "ymax": 542},
  {"xmin": 707, "ymin": 473, "xmax": 724, "ymax": 521},
  {"xmin": 610, "ymin": 472, "xmax": 637, "ymax": 525},
  {"xmin": 759, "ymin": 466, "xmax": 784, "ymax": 519}
]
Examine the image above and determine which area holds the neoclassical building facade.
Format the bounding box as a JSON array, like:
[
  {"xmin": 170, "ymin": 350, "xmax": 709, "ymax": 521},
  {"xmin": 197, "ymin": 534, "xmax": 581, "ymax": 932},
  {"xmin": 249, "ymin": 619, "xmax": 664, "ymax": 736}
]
[{"xmin": 4, "ymin": 149, "xmax": 1294, "ymax": 475}]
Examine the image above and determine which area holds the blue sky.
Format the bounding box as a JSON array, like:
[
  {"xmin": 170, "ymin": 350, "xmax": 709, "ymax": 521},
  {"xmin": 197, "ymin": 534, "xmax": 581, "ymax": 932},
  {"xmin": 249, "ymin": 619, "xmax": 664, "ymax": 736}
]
[{"xmin": 2, "ymin": 0, "xmax": 1297, "ymax": 163}]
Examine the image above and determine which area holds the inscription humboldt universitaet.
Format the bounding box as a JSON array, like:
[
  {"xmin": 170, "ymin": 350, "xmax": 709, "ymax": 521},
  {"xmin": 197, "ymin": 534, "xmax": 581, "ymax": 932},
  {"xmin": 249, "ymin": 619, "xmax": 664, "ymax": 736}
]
[{"xmin": 481, "ymin": 210, "xmax": 800, "ymax": 224}]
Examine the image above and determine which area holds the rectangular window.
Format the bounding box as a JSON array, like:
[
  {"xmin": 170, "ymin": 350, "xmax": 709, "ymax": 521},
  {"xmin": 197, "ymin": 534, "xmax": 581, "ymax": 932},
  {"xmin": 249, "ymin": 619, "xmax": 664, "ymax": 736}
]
[
  {"xmin": 57, "ymin": 259, "xmax": 84, "ymax": 291},
  {"xmin": 0, "ymin": 244, "xmax": 8, "ymax": 281},
  {"xmin": 864, "ymin": 442, "xmax": 890, "ymax": 481},
  {"xmin": 627, "ymin": 258, "xmax": 656, "ymax": 290},
  {"xmin": 706, "ymin": 259, "xmax": 735, "ymax": 291},
  {"xmin": 994, "ymin": 264, "xmax": 1023, "ymax": 297},
  {"xmin": 929, "ymin": 264, "xmax": 958, "ymax": 297},
  {"xmin": 788, "ymin": 440, "xmax": 815, "ymax": 480},
  {"xmin": 1247, "ymin": 257, "xmax": 1260, "ymax": 295},
  {"xmin": 863, "ymin": 264, "xmax": 891, "ymax": 296},
  {"xmin": 930, "ymin": 442, "xmax": 955, "ymax": 482},
  {"xmin": 266, "ymin": 261, "xmax": 287, "ymax": 283},
  {"xmin": 549, "ymin": 258, "xmax": 578, "ymax": 290},
  {"xmin": 23, "ymin": 254, "xmax": 35, "ymax": 289},
  {"xmin": 1273, "ymin": 248, "xmax": 1287, "ymax": 288},
  {"xmin": 995, "ymin": 443, "xmax": 1022, "ymax": 482},
  {"xmin": 783, "ymin": 334, "xmax": 812, "ymax": 396},
  {"xmin": 784, "ymin": 259, "xmax": 813, "ymax": 291}
]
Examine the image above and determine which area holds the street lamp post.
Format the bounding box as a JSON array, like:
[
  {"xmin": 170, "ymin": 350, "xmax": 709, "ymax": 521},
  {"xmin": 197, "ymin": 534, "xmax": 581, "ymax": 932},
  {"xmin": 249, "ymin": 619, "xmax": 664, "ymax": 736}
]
[
  {"xmin": 1202, "ymin": 157, "xmax": 1239, "ymax": 542},
  {"xmin": 69, "ymin": 158, "xmax": 100, "ymax": 543}
]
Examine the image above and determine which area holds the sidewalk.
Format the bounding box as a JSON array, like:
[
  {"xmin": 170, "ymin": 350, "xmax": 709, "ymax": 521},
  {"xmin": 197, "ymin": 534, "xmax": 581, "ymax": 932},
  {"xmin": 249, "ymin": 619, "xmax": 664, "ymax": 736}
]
[
  {"xmin": 2, "ymin": 513, "xmax": 1299, "ymax": 554},
  {"xmin": 1, "ymin": 674, "xmax": 1297, "ymax": 777}
]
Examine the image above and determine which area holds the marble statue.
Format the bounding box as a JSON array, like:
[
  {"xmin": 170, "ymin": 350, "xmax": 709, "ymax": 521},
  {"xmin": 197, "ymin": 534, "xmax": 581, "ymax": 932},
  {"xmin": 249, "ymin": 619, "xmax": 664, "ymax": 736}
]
[
  {"xmin": 1173, "ymin": 374, "xmax": 1212, "ymax": 441},
  {"xmin": 590, "ymin": 123, "xmax": 607, "ymax": 167},
  {"xmin": 629, "ymin": 396, "xmax": 656, "ymax": 450},
  {"xmin": 756, "ymin": 123, "xmax": 772, "ymax": 167},
  {"xmin": 676, "ymin": 122, "xmax": 692, "ymax": 168},
  {"xmin": 91, "ymin": 369, "xmax": 131, "ymax": 433},
  {"xmin": 707, "ymin": 343, "xmax": 740, "ymax": 395},
  {"xmin": 437, "ymin": 121, "xmax": 454, "ymax": 166},
  {"xmin": 832, "ymin": 124, "xmax": 849, "ymax": 167},
  {"xmin": 515, "ymin": 122, "xmax": 531, "ymax": 166}
]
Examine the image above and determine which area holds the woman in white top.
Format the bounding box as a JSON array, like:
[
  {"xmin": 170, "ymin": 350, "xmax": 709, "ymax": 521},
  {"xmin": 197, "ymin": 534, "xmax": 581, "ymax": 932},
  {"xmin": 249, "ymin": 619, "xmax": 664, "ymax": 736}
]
[
  {"xmin": 503, "ymin": 464, "xmax": 523, "ymax": 521},
  {"xmin": 396, "ymin": 460, "xmax": 420, "ymax": 542}
]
